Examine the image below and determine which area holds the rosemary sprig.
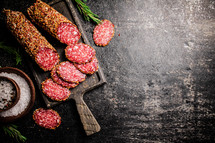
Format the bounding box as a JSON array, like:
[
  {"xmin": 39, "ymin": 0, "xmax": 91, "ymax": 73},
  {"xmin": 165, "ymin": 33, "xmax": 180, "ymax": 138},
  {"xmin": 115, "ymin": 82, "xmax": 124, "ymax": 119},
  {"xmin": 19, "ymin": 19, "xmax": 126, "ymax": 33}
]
[
  {"xmin": 2, "ymin": 124, "xmax": 27, "ymax": 143},
  {"xmin": 74, "ymin": 0, "xmax": 102, "ymax": 24},
  {"xmin": 0, "ymin": 42, "xmax": 22, "ymax": 65}
]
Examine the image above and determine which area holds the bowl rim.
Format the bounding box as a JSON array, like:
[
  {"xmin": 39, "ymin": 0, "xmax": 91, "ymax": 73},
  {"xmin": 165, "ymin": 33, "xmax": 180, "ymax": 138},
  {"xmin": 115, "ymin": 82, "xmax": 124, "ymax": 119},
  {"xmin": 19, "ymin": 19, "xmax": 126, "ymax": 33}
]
[
  {"xmin": 0, "ymin": 76, "xmax": 20, "ymax": 112},
  {"xmin": 0, "ymin": 67, "xmax": 35, "ymax": 123}
]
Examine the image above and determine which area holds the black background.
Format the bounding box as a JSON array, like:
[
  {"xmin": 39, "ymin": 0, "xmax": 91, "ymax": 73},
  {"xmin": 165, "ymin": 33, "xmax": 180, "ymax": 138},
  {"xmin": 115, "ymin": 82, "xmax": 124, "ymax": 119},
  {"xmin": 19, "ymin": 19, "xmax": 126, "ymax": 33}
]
[{"xmin": 0, "ymin": 0, "xmax": 215, "ymax": 142}]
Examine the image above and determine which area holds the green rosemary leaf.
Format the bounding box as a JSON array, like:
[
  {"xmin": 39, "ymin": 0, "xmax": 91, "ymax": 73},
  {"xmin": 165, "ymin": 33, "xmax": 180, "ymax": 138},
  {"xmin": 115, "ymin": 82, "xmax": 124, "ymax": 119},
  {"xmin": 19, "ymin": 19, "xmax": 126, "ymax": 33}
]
[
  {"xmin": 74, "ymin": 0, "xmax": 102, "ymax": 24},
  {"xmin": 77, "ymin": 5, "xmax": 83, "ymax": 15},
  {"xmin": 0, "ymin": 42, "xmax": 22, "ymax": 65},
  {"xmin": 10, "ymin": 124, "xmax": 18, "ymax": 129},
  {"xmin": 2, "ymin": 124, "xmax": 27, "ymax": 143}
]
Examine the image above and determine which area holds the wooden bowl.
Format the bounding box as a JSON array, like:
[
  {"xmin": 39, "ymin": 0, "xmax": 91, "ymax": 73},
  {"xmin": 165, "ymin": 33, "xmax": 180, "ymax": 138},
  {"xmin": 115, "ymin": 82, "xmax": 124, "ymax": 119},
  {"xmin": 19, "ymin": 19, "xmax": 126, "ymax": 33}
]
[
  {"xmin": 0, "ymin": 76, "xmax": 20, "ymax": 112},
  {"xmin": 0, "ymin": 67, "xmax": 35, "ymax": 123}
]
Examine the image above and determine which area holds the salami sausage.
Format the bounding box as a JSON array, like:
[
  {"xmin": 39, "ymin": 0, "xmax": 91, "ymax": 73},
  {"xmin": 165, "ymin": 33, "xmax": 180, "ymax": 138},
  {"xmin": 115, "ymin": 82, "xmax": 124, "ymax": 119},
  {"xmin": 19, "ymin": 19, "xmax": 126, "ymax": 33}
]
[
  {"xmin": 3, "ymin": 9, "xmax": 59, "ymax": 71},
  {"xmin": 27, "ymin": 0, "xmax": 81, "ymax": 45},
  {"xmin": 33, "ymin": 108, "xmax": 61, "ymax": 129},
  {"xmin": 51, "ymin": 66, "xmax": 78, "ymax": 89},
  {"xmin": 56, "ymin": 61, "xmax": 86, "ymax": 83},
  {"xmin": 74, "ymin": 57, "xmax": 99, "ymax": 74},
  {"xmin": 42, "ymin": 78, "xmax": 71, "ymax": 101},
  {"xmin": 93, "ymin": 19, "xmax": 115, "ymax": 46},
  {"xmin": 65, "ymin": 43, "xmax": 96, "ymax": 64}
]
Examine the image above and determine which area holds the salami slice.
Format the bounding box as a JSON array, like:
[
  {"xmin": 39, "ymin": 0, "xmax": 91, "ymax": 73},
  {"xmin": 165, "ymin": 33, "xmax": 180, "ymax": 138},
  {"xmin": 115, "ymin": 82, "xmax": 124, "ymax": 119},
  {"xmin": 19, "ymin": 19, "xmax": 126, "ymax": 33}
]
[
  {"xmin": 27, "ymin": 0, "xmax": 81, "ymax": 45},
  {"xmin": 35, "ymin": 47, "xmax": 59, "ymax": 71},
  {"xmin": 51, "ymin": 66, "xmax": 78, "ymax": 89},
  {"xmin": 57, "ymin": 61, "xmax": 86, "ymax": 83},
  {"xmin": 42, "ymin": 78, "xmax": 71, "ymax": 101},
  {"xmin": 65, "ymin": 43, "xmax": 96, "ymax": 64},
  {"xmin": 93, "ymin": 19, "xmax": 115, "ymax": 46},
  {"xmin": 57, "ymin": 22, "xmax": 81, "ymax": 45},
  {"xmin": 74, "ymin": 57, "xmax": 99, "ymax": 75},
  {"xmin": 33, "ymin": 108, "xmax": 61, "ymax": 129},
  {"xmin": 3, "ymin": 9, "xmax": 59, "ymax": 71}
]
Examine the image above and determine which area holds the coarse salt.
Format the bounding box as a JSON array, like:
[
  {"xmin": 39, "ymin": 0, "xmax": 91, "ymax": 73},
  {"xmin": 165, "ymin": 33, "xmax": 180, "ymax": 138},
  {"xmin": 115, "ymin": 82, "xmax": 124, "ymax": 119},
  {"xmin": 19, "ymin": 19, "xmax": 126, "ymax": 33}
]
[
  {"xmin": 0, "ymin": 80, "xmax": 16, "ymax": 110},
  {"xmin": 0, "ymin": 72, "xmax": 31, "ymax": 117}
]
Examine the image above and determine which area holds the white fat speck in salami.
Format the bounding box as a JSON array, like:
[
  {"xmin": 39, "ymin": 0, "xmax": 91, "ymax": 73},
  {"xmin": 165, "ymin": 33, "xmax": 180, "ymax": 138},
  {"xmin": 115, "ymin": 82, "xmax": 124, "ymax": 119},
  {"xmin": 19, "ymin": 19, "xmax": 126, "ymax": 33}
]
[
  {"xmin": 33, "ymin": 108, "xmax": 61, "ymax": 130},
  {"xmin": 57, "ymin": 61, "xmax": 86, "ymax": 83},
  {"xmin": 65, "ymin": 43, "xmax": 96, "ymax": 64},
  {"xmin": 35, "ymin": 47, "xmax": 59, "ymax": 71},
  {"xmin": 57, "ymin": 22, "xmax": 81, "ymax": 45},
  {"xmin": 51, "ymin": 66, "xmax": 78, "ymax": 89},
  {"xmin": 74, "ymin": 57, "xmax": 99, "ymax": 75},
  {"xmin": 93, "ymin": 19, "xmax": 115, "ymax": 46},
  {"xmin": 41, "ymin": 78, "xmax": 71, "ymax": 101}
]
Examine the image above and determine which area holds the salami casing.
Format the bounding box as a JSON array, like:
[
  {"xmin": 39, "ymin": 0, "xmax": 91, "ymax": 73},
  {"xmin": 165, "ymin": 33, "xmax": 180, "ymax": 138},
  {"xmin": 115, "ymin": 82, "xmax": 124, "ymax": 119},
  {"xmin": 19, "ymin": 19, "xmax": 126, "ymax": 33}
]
[
  {"xmin": 74, "ymin": 57, "xmax": 99, "ymax": 74},
  {"xmin": 3, "ymin": 9, "xmax": 59, "ymax": 71},
  {"xmin": 27, "ymin": 0, "xmax": 81, "ymax": 45},
  {"xmin": 51, "ymin": 66, "xmax": 78, "ymax": 89},
  {"xmin": 42, "ymin": 78, "xmax": 71, "ymax": 101},
  {"xmin": 93, "ymin": 19, "xmax": 115, "ymax": 46},
  {"xmin": 33, "ymin": 108, "xmax": 61, "ymax": 129},
  {"xmin": 65, "ymin": 43, "xmax": 96, "ymax": 64},
  {"xmin": 57, "ymin": 61, "xmax": 86, "ymax": 83}
]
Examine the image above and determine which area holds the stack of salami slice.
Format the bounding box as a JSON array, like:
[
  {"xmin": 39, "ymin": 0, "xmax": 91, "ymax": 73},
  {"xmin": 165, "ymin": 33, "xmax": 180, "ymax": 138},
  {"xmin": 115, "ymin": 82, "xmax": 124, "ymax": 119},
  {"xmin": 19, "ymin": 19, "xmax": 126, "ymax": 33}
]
[{"xmin": 41, "ymin": 43, "xmax": 98, "ymax": 101}]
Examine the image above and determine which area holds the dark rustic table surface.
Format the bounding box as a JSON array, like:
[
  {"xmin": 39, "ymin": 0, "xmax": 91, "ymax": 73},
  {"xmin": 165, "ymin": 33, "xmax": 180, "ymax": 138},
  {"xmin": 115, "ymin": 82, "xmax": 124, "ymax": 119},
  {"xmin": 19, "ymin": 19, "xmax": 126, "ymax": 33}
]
[{"xmin": 0, "ymin": 0, "xmax": 215, "ymax": 142}]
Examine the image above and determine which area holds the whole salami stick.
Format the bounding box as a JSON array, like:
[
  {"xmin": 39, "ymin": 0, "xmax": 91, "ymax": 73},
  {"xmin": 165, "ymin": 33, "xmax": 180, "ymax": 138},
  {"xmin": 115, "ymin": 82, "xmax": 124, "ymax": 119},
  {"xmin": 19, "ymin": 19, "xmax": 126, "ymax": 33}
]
[
  {"xmin": 3, "ymin": 9, "xmax": 60, "ymax": 71},
  {"xmin": 27, "ymin": 0, "xmax": 81, "ymax": 45}
]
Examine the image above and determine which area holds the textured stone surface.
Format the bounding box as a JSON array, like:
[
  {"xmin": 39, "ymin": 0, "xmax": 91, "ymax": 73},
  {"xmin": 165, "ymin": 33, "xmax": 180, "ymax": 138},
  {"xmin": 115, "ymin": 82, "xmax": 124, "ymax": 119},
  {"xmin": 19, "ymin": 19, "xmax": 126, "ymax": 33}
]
[{"xmin": 0, "ymin": 0, "xmax": 215, "ymax": 142}]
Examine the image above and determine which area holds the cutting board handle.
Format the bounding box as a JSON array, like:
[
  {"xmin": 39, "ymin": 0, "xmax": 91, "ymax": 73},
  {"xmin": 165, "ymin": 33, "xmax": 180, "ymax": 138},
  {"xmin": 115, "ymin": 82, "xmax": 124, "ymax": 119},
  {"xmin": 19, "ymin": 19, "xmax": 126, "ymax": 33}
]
[{"xmin": 74, "ymin": 95, "xmax": 101, "ymax": 136}]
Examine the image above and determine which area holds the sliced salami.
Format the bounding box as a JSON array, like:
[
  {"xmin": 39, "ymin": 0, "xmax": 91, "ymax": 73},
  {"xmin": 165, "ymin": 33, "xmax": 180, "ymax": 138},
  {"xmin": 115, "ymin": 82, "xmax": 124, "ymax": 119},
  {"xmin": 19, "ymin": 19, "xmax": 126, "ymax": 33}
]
[
  {"xmin": 35, "ymin": 47, "xmax": 60, "ymax": 71},
  {"xmin": 42, "ymin": 78, "xmax": 71, "ymax": 101},
  {"xmin": 33, "ymin": 108, "xmax": 61, "ymax": 130},
  {"xmin": 65, "ymin": 43, "xmax": 96, "ymax": 64},
  {"xmin": 93, "ymin": 19, "xmax": 115, "ymax": 46},
  {"xmin": 57, "ymin": 22, "xmax": 81, "ymax": 45},
  {"xmin": 57, "ymin": 61, "xmax": 86, "ymax": 83},
  {"xmin": 3, "ymin": 9, "xmax": 59, "ymax": 71},
  {"xmin": 74, "ymin": 57, "xmax": 99, "ymax": 75},
  {"xmin": 27, "ymin": 0, "xmax": 81, "ymax": 45},
  {"xmin": 51, "ymin": 66, "xmax": 78, "ymax": 89}
]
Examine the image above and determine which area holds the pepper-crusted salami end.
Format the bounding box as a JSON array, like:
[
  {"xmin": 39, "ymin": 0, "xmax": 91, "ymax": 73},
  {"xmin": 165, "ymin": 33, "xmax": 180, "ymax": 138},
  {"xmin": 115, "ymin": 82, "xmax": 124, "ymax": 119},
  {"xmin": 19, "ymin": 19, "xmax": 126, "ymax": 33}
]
[
  {"xmin": 33, "ymin": 108, "xmax": 61, "ymax": 130},
  {"xmin": 42, "ymin": 78, "xmax": 71, "ymax": 101},
  {"xmin": 74, "ymin": 57, "xmax": 99, "ymax": 75},
  {"xmin": 27, "ymin": 0, "xmax": 81, "ymax": 45},
  {"xmin": 93, "ymin": 19, "xmax": 115, "ymax": 46},
  {"xmin": 65, "ymin": 43, "xmax": 96, "ymax": 64},
  {"xmin": 57, "ymin": 61, "xmax": 86, "ymax": 83},
  {"xmin": 3, "ymin": 9, "xmax": 59, "ymax": 71},
  {"xmin": 51, "ymin": 66, "xmax": 78, "ymax": 89}
]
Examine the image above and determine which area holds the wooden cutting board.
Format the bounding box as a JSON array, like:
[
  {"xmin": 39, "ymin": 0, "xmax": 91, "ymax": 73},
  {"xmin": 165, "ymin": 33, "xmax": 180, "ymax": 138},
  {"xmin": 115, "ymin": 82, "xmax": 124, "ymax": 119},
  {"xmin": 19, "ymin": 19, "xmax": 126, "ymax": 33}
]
[{"xmin": 27, "ymin": 0, "xmax": 106, "ymax": 136}]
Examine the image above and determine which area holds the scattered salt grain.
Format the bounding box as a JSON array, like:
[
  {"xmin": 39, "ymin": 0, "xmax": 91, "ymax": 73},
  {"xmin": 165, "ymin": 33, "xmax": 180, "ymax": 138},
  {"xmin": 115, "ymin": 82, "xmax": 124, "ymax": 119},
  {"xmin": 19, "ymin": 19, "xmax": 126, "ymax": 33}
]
[{"xmin": 0, "ymin": 72, "xmax": 31, "ymax": 117}]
